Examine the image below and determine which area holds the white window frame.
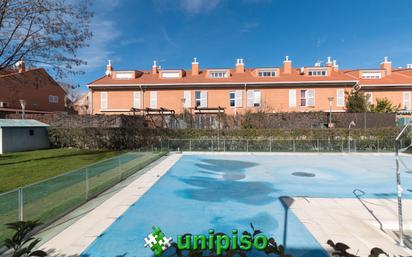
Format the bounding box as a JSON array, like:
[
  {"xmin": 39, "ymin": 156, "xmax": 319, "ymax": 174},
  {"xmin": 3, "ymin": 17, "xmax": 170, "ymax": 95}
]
[
  {"xmin": 229, "ymin": 91, "xmax": 236, "ymax": 107},
  {"xmin": 161, "ymin": 71, "xmax": 180, "ymax": 78},
  {"xmin": 403, "ymin": 92, "xmax": 411, "ymax": 110},
  {"xmin": 48, "ymin": 95, "xmax": 59, "ymax": 103},
  {"xmin": 200, "ymin": 91, "xmax": 208, "ymax": 107},
  {"xmin": 229, "ymin": 91, "xmax": 243, "ymax": 108},
  {"xmin": 183, "ymin": 91, "xmax": 191, "ymax": 108},
  {"xmin": 300, "ymin": 89, "xmax": 315, "ymax": 107},
  {"xmin": 114, "ymin": 72, "xmax": 134, "ymax": 79},
  {"xmin": 247, "ymin": 90, "xmax": 261, "ymax": 107},
  {"xmin": 195, "ymin": 91, "xmax": 201, "ymax": 107},
  {"xmin": 336, "ymin": 89, "xmax": 345, "ymax": 107},
  {"xmin": 100, "ymin": 92, "xmax": 108, "ymax": 109},
  {"xmin": 209, "ymin": 71, "xmax": 228, "ymax": 78},
  {"xmin": 258, "ymin": 70, "xmax": 276, "ymax": 77},
  {"xmin": 288, "ymin": 90, "xmax": 296, "ymax": 107},
  {"xmin": 308, "ymin": 70, "xmax": 327, "ymax": 76},
  {"xmin": 133, "ymin": 91, "xmax": 140, "ymax": 109},
  {"xmin": 235, "ymin": 90, "xmax": 242, "ymax": 107},
  {"xmin": 150, "ymin": 91, "xmax": 157, "ymax": 108},
  {"xmin": 361, "ymin": 72, "xmax": 382, "ymax": 79}
]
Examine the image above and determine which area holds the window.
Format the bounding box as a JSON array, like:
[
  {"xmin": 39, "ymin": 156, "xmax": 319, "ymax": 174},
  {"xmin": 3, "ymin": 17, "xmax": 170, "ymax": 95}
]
[
  {"xmin": 150, "ymin": 91, "xmax": 157, "ymax": 108},
  {"xmin": 258, "ymin": 71, "xmax": 276, "ymax": 77},
  {"xmin": 361, "ymin": 72, "xmax": 382, "ymax": 79},
  {"xmin": 195, "ymin": 91, "xmax": 208, "ymax": 107},
  {"xmin": 308, "ymin": 70, "xmax": 327, "ymax": 76},
  {"xmin": 247, "ymin": 90, "xmax": 261, "ymax": 107},
  {"xmin": 29, "ymin": 129, "xmax": 34, "ymax": 136},
  {"xmin": 161, "ymin": 71, "xmax": 180, "ymax": 78},
  {"xmin": 114, "ymin": 72, "xmax": 134, "ymax": 79},
  {"xmin": 289, "ymin": 90, "xmax": 296, "ymax": 107},
  {"xmin": 336, "ymin": 89, "xmax": 345, "ymax": 107},
  {"xmin": 229, "ymin": 91, "xmax": 236, "ymax": 107},
  {"xmin": 403, "ymin": 92, "xmax": 411, "ymax": 110},
  {"xmin": 365, "ymin": 92, "xmax": 373, "ymax": 105},
  {"xmin": 300, "ymin": 89, "xmax": 315, "ymax": 106},
  {"xmin": 209, "ymin": 71, "xmax": 228, "ymax": 78},
  {"xmin": 195, "ymin": 91, "xmax": 201, "ymax": 107},
  {"xmin": 183, "ymin": 91, "xmax": 191, "ymax": 108},
  {"xmin": 133, "ymin": 92, "xmax": 140, "ymax": 109},
  {"xmin": 48, "ymin": 95, "xmax": 59, "ymax": 103},
  {"xmin": 100, "ymin": 92, "xmax": 107, "ymax": 109}
]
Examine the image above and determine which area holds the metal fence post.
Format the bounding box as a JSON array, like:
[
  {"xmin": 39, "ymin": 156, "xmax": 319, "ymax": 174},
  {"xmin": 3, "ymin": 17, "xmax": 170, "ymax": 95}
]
[
  {"xmin": 293, "ymin": 140, "xmax": 296, "ymax": 152},
  {"xmin": 317, "ymin": 139, "xmax": 320, "ymax": 152},
  {"xmin": 223, "ymin": 139, "xmax": 226, "ymax": 152},
  {"xmin": 246, "ymin": 139, "xmax": 249, "ymax": 152},
  {"xmin": 189, "ymin": 139, "xmax": 192, "ymax": 152},
  {"xmin": 341, "ymin": 139, "xmax": 344, "ymax": 153},
  {"xmin": 160, "ymin": 139, "xmax": 163, "ymax": 152},
  {"xmin": 118, "ymin": 156, "xmax": 122, "ymax": 181},
  {"xmin": 377, "ymin": 139, "xmax": 380, "ymax": 153},
  {"xmin": 85, "ymin": 167, "xmax": 89, "ymax": 200},
  {"xmin": 18, "ymin": 188, "xmax": 23, "ymax": 221},
  {"xmin": 269, "ymin": 137, "xmax": 272, "ymax": 152}
]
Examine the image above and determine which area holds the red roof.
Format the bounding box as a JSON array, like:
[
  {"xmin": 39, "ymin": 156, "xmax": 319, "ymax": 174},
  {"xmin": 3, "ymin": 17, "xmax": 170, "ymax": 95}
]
[{"xmin": 88, "ymin": 66, "xmax": 412, "ymax": 87}]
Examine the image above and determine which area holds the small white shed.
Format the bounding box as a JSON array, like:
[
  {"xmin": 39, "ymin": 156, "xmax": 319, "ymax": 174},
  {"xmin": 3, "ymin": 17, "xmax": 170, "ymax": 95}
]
[{"xmin": 0, "ymin": 119, "xmax": 50, "ymax": 154}]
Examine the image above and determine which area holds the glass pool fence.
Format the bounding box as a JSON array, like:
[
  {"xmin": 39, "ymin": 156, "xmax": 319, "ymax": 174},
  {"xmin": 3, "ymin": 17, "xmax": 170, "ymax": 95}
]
[{"xmin": 0, "ymin": 151, "xmax": 167, "ymax": 246}]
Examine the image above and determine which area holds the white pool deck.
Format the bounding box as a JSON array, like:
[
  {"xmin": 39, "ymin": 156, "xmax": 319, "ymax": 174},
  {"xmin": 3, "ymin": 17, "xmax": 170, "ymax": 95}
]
[{"xmin": 38, "ymin": 152, "xmax": 412, "ymax": 257}]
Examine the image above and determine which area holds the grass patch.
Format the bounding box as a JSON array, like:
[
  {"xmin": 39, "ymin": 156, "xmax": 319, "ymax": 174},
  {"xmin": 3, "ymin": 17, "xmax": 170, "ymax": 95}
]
[
  {"xmin": 0, "ymin": 150, "xmax": 167, "ymax": 246},
  {"xmin": 0, "ymin": 148, "xmax": 123, "ymax": 193}
]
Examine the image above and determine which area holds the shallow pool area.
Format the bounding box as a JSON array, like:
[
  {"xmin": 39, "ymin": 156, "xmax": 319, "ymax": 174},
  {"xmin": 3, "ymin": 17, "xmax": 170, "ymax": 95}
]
[{"xmin": 80, "ymin": 154, "xmax": 412, "ymax": 257}]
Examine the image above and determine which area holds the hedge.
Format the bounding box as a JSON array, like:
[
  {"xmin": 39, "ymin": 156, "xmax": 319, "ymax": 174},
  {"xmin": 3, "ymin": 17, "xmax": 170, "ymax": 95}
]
[{"xmin": 48, "ymin": 127, "xmax": 400, "ymax": 150}]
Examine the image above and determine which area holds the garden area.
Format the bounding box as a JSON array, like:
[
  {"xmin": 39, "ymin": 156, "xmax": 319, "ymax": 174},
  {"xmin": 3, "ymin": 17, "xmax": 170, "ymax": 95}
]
[{"xmin": 0, "ymin": 148, "xmax": 123, "ymax": 193}]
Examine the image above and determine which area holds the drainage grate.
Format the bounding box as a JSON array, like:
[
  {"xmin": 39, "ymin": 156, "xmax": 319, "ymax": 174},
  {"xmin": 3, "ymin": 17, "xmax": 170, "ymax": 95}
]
[{"xmin": 292, "ymin": 172, "xmax": 316, "ymax": 177}]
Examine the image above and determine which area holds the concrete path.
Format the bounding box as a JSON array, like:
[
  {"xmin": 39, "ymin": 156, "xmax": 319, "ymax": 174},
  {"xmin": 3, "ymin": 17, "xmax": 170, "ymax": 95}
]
[
  {"xmin": 40, "ymin": 153, "xmax": 181, "ymax": 257},
  {"xmin": 291, "ymin": 197, "xmax": 412, "ymax": 257}
]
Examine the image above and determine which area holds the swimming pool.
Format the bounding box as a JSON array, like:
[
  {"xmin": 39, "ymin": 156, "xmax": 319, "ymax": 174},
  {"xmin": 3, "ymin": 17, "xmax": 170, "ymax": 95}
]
[{"xmin": 80, "ymin": 154, "xmax": 412, "ymax": 257}]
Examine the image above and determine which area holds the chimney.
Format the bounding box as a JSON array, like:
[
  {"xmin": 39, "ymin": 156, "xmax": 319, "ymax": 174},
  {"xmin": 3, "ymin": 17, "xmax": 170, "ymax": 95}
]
[
  {"xmin": 152, "ymin": 60, "xmax": 158, "ymax": 75},
  {"xmin": 236, "ymin": 58, "xmax": 245, "ymax": 73},
  {"xmin": 105, "ymin": 60, "xmax": 112, "ymax": 77},
  {"xmin": 192, "ymin": 57, "xmax": 199, "ymax": 76},
  {"xmin": 380, "ymin": 56, "xmax": 392, "ymax": 76},
  {"xmin": 325, "ymin": 56, "xmax": 333, "ymax": 67},
  {"xmin": 333, "ymin": 60, "xmax": 339, "ymax": 71},
  {"xmin": 15, "ymin": 60, "xmax": 26, "ymax": 73},
  {"xmin": 283, "ymin": 56, "xmax": 292, "ymax": 74}
]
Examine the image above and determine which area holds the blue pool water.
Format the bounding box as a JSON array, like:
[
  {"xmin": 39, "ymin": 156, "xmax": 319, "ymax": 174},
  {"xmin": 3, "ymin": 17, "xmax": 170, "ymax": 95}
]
[{"xmin": 81, "ymin": 154, "xmax": 412, "ymax": 257}]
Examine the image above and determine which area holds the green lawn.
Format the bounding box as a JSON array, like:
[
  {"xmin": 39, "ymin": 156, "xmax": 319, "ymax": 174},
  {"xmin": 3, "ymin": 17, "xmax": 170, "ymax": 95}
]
[{"xmin": 0, "ymin": 148, "xmax": 123, "ymax": 193}]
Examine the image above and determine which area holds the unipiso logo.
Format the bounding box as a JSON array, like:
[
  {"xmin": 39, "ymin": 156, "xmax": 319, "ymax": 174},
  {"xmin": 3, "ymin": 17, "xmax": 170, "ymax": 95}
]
[{"xmin": 144, "ymin": 225, "xmax": 272, "ymax": 257}]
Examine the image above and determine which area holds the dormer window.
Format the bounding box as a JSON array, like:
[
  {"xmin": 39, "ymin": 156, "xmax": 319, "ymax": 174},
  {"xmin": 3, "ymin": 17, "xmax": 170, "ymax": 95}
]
[
  {"xmin": 308, "ymin": 70, "xmax": 327, "ymax": 76},
  {"xmin": 209, "ymin": 71, "xmax": 228, "ymax": 78},
  {"xmin": 258, "ymin": 70, "xmax": 276, "ymax": 77},
  {"xmin": 161, "ymin": 71, "xmax": 180, "ymax": 78},
  {"xmin": 361, "ymin": 71, "xmax": 382, "ymax": 79},
  {"xmin": 114, "ymin": 71, "xmax": 135, "ymax": 79}
]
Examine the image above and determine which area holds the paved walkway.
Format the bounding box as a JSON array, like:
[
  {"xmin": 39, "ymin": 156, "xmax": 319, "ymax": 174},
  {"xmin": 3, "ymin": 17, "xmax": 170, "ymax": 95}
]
[
  {"xmin": 40, "ymin": 153, "xmax": 181, "ymax": 257},
  {"xmin": 291, "ymin": 197, "xmax": 412, "ymax": 257}
]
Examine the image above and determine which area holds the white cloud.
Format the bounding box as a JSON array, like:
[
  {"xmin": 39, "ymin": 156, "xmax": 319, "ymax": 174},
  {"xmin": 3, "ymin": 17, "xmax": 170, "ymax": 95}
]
[
  {"xmin": 78, "ymin": 18, "xmax": 121, "ymax": 70},
  {"xmin": 179, "ymin": 0, "xmax": 221, "ymax": 14},
  {"xmin": 240, "ymin": 21, "xmax": 260, "ymax": 33},
  {"xmin": 153, "ymin": 0, "xmax": 221, "ymax": 15},
  {"xmin": 120, "ymin": 37, "xmax": 145, "ymax": 46}
]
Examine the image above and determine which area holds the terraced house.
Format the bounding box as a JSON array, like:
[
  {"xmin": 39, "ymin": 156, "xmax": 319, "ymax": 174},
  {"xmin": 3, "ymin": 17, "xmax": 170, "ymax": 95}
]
[{"xmin": 87, "ymin": 57, "xmax": 412, "ymax": 115}]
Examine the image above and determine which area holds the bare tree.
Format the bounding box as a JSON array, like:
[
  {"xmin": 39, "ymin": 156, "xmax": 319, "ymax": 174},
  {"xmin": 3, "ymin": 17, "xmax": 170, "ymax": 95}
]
[{"xmin": 0, "ymin": 0, "xmax": 93, "ymax": 78}]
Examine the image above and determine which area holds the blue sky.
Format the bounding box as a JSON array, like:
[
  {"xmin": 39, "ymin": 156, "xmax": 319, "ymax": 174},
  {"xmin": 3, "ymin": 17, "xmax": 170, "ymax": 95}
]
[{"xmin": 69, "ymin": 0, "xmax": 412, "ymax": 91}]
